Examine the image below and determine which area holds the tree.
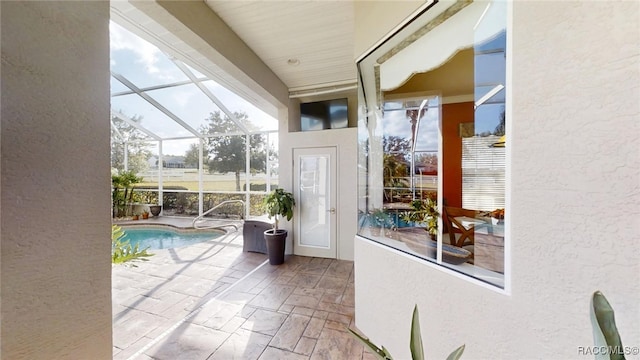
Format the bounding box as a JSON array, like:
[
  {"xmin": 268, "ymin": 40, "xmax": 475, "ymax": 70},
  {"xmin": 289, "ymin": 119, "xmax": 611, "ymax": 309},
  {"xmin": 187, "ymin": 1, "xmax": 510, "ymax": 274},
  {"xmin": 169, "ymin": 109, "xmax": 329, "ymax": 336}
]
[
  {"xmin": 111, "ymin": 114, "xmax": 152, "ymax": 173},
  {"xmin": 382, "ymin": 136, "xmax": 412, "ymax": 203},
  {"xmin": 382, "ymin": 135, "xmax": 411, "ymax": 168},
  {"xmin": 383, "ymin": 135, "xmax": 411, "ymax": 154},
  {"xmin": 183, "ymin": 143, "xmax": 204, "ymax": 169},
  {"xmin": 201, "ymin": 111, "xmax": 267, "ymax": 191},
  {"xmin": 494, "ymin": 107, "xmax": 506, "ymax": 136}
]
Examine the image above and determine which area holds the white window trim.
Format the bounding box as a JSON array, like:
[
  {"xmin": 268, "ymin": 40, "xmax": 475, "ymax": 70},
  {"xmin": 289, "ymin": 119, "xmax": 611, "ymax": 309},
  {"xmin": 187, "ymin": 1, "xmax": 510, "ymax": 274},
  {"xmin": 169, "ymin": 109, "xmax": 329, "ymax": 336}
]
[{"xmin": 356, "ymin": 0, "xmax": 513, "ymax": 294}]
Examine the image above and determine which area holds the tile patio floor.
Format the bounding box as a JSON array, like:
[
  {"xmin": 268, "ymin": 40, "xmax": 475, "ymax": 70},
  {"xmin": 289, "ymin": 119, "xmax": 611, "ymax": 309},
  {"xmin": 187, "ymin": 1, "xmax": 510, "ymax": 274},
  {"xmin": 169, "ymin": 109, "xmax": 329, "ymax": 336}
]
[{"xmin": 112, "ymin": 221, "xmax": 375, "ymax": 360}]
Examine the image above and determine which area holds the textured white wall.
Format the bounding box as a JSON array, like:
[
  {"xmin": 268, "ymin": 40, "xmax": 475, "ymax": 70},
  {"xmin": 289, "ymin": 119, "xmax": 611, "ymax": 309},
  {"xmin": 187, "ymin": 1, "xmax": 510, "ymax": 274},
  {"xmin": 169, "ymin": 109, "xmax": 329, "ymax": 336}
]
[
  {"xmin": 1, "ymin": 2, "xmax": 112, "ymax": 359},
  {"xmin": 354, "ymin": 1, "xmax": 640, "ymax": 359}
]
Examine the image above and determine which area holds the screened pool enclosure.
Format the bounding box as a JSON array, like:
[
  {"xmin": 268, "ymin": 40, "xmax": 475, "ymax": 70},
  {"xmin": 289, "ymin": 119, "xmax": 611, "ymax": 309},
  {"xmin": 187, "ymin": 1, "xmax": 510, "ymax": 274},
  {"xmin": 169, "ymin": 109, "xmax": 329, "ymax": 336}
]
[{"xmin": 110, "ymin": 21, "xmax": 278, "ymax": 219}]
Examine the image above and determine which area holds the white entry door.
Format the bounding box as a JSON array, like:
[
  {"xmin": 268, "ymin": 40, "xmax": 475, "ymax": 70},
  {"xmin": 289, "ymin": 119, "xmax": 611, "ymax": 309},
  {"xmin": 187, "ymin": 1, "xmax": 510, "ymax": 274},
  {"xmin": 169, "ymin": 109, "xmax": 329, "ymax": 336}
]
[{"xmin": 293, "ymin": 147, "xmax": 337, "ymax": 258}]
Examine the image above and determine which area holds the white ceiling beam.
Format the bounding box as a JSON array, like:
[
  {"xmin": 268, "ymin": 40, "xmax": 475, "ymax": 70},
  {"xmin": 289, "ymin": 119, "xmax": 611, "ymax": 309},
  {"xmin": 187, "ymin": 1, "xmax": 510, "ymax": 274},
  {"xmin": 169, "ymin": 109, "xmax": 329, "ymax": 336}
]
[
  {"xmin": 111, "ymin": 110, "xmax": 162, "ymax": 141},
  {"xmin": 110, "ymin": 119, "xmax": 125, "ymax": 141},
  {"xmin": 111, "ymin": 78, "xmax": 205, "ymax": 97}
]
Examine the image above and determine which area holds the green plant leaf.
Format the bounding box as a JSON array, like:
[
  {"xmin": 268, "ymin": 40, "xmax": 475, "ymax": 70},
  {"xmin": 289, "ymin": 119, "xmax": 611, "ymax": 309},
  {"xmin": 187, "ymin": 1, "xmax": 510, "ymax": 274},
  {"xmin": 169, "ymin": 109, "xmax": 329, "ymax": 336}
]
[
  {"xmin": 446, "ymin": 345, "xmax": 466, "ymax": 360},
  {"xmin": 592, "ymin": 291, "xmax": 625, "ymax": 360},
  {"xmin": 410, "ymin": 304, "xmax": 425, "ymax": 360},
  {"xmin": 262, "ymin": 188, "xmax": 295, "ymax": 229},
  {"xmin": 112, "ymin": 224, "xmax": 154, "ymax": 265},
  {"xmin": 381, "ymin": 346, "xmax": 394, "ymax": 359},
  {"xmin": 400, "ymin": 199, "xmax": 439, "ymax": 235},
  {"xmin": 347, "ymin": 305, "xmax": 464, "ymax": 360},
  {"xmin": 347, "ymin": 327, "xmax": 393, "ymax": 360}
]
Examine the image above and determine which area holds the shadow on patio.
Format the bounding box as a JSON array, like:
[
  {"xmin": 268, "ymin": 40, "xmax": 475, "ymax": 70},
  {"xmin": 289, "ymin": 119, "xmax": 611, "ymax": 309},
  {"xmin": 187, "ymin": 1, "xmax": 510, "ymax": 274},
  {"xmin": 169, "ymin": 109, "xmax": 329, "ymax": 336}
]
[{"xmin": 112, "ymin": 226, "xmax": 371, "ymax": 360}]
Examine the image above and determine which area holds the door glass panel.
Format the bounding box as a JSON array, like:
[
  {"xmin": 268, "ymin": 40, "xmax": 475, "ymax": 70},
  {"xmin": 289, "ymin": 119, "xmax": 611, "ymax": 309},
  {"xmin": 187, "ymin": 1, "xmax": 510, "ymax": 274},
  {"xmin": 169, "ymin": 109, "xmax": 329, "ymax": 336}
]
[{"xmin": 298, "ymin": 155, "xmax": 330, "ymax": 248}]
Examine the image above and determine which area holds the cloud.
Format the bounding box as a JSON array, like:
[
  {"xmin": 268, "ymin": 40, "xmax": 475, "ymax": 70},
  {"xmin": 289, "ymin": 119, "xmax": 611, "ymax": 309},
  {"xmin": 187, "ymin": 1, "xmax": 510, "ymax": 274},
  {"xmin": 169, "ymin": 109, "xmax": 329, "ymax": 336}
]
[
  {"xmin": 382, "ymin": 110, "xmax": 412, "ymax": 138},
  {"xmin": 171, "ymin": 88, "xmax": 195, "ymax": 108},
  {"xmin": 110, "ymin": 21, "xmax": 162, "ymax": 74},
  {"xmin": 381, "ymin": 108, "xmax": 439, "ymax": 151}
]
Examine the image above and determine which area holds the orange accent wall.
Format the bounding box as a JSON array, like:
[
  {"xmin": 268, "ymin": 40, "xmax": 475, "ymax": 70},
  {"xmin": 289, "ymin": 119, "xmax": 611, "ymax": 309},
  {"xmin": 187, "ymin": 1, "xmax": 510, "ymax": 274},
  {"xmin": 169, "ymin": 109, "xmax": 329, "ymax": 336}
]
[{"xmin": 442, "ymin": 102, "xmax": 473, "ymax": 207}]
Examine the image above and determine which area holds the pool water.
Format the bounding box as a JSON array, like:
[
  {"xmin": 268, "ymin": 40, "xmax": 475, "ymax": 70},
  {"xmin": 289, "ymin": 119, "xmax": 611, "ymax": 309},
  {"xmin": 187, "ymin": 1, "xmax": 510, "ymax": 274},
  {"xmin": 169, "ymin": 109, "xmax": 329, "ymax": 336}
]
[{"xmin": 122, "ymin": 228, "xmax": 223, "ymax": 250}]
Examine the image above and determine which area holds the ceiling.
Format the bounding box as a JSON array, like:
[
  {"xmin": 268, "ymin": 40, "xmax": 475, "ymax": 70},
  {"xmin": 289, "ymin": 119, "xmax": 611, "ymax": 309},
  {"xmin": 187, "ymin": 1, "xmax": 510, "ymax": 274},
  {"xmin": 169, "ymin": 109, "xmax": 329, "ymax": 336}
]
[
  {"xmin": 109, "ymin": 0, "xmax": 361, "ymax": 139},
  {"xmin": 203, "ymin": 1, "xmax": 357, "ymax": 94},
  {"xmin": 111, "ymin": 0, "xmax": 359, "ymax": 115}
]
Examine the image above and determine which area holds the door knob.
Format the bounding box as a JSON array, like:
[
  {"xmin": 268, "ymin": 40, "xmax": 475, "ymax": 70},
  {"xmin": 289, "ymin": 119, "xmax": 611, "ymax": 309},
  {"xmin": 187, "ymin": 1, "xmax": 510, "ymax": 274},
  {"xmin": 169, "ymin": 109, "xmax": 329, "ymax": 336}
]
[{"xmin": 327, "ymin": 208, "xmax": 336, "ymax": 214}]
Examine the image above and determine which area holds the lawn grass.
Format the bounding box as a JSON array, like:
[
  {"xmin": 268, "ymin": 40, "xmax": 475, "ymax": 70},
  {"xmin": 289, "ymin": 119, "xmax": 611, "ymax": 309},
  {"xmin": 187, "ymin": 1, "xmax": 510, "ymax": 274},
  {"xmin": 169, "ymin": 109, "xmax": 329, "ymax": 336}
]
[{"xmin": 138, "ymin": 181, "xmax": 234, "ymax": 191}]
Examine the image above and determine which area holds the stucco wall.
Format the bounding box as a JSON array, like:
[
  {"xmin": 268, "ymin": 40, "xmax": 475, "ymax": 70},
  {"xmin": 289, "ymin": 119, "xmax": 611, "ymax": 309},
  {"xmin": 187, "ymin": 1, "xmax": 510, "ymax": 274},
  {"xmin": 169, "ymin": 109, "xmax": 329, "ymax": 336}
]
[
  {"xmin": 354, "ymin": 1, "xmax": 639, "ymax": 359},
  {"xmin": 1, "ymin": 2, "xmax": 112, "ymax": 359}
]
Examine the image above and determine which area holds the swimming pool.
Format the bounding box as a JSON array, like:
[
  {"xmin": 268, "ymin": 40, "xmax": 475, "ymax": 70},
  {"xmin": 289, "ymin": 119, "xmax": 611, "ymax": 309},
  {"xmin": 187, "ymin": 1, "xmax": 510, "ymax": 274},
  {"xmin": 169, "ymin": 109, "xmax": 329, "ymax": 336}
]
[{"xmin": 121, "ymin": 227, "xmax": 224, "ymax": 250}]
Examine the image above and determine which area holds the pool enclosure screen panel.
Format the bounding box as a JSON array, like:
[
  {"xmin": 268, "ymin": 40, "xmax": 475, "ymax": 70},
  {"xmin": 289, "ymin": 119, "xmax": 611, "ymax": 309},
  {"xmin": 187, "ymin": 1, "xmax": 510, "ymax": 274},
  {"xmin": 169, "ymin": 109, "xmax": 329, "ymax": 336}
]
[{"xmin": 110, "ymin": 20, "xmax": 279, "ymax": 220}]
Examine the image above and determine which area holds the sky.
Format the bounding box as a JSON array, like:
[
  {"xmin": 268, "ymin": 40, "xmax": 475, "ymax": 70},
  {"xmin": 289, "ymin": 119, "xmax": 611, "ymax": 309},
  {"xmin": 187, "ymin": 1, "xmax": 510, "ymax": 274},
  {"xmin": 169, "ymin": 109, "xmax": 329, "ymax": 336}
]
[
  {"xmin": 382, "ymin": 103, "xmax": 440, "ymax": 153},
  {"xmin": 109, "ymin": 21, "xmax": 278, "ymax": 156},
  {"xmin": 380, "ymin": 93, "xmax": 504, "ymax": 154}
]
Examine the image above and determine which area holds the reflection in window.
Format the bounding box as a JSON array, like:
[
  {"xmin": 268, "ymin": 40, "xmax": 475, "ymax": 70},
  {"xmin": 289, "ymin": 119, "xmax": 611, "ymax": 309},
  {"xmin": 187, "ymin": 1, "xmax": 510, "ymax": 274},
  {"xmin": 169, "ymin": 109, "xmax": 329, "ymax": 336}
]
[{"xmin": 357, "ymin": 0, "xmax": 507, "ymax": 288}]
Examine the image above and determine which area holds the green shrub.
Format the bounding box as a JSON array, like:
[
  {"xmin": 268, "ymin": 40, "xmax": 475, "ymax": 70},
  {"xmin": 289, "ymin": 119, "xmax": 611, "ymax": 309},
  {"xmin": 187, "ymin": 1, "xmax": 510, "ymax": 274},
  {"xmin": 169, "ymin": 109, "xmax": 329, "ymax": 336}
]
[{"xmin": 112, "ymin": 170, "xmax": 142, "ymax": 217}]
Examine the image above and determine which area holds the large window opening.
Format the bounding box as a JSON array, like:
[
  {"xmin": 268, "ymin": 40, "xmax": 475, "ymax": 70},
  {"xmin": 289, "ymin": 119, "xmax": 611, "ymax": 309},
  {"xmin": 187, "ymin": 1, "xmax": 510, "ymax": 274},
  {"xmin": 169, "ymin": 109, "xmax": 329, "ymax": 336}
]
[
  {"xmin": 110, "ymin": 21, "xmax": 278, "ymax": 220},
  {"xmin": 357, "ymin": 0, "xmax": 507, "ymax": 288}
]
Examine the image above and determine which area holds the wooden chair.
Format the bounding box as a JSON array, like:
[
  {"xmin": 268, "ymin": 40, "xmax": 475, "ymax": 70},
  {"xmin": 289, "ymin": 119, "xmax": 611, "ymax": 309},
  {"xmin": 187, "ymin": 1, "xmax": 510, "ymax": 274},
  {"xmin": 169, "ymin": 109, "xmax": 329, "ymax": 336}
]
[{"xmin": 442, "ymin": 206, "xmax": 488, "ymax": 248}]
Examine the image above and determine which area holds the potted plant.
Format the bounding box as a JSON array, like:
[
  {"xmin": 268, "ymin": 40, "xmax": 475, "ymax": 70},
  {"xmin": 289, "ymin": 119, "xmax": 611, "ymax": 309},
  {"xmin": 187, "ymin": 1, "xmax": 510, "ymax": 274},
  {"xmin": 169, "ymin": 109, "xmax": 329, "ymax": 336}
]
[
  {"xmin": 149, "ymin": 204, "xmax": 162, "ymax": 217},
  {"xmin": 132, "ymin": 213, "xmax": 140, "ymax": 221},
  {"xmin": 401, "ymin": 198, "xmax": 439, "ymax": 239},
  {"xmin": 262, "ymin": 188, "xmax": 295, "ymax": 265},
  {"xmin": 141, "ymin": 210, "xmax": 149, "ymax": 220},
  {"xmin": 142, "ymin": 190, "xmax": 162, "ymax": 217}
]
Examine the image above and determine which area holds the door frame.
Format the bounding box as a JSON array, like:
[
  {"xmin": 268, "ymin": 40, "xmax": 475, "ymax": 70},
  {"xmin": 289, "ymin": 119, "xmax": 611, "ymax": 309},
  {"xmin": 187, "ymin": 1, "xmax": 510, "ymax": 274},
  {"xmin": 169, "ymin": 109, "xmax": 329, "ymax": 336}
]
[{"xmin": 292, "ymin": 146, "xmax": 337, "ymax": 258}]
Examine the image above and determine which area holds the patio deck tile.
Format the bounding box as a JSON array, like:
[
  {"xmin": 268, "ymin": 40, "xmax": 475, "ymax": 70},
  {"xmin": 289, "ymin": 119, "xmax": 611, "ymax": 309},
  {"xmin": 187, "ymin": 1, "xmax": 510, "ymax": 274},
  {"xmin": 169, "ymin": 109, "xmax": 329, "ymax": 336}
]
[
  {"xmin": 315, "ymin": 275, "xmax": 348, "ymax": 293},
  {"xmin": 310, "ymin": 328, "xmax": 364, "ymax": 360},
  {"xmin": 113, "ymin": 309, "xmax": 167, "ymax": 349},
  {"xmin": 268, "ymin": 313, "xmax": 311, "ymax": 351},
  {"xmin": 241, "ymin": 308, "xmax": 289, "ymax": 336},
  {"xmin": 209, "ymin": 328, "xmax": 272, "ymax": 360},
  {"xmin": 112, "ymin": 219, "xmax": 371, "ymax": 359},
  {"xmin": 258, "ymin": 346, "xmax": 309, "ymax": 360},
  {"xmin": 248, "ymin": 284, "xmax": 296, "ymax": 310},
  {"xmin": 294, "ymin": 336, "xmax": 317, "ymax": 356},
  {"xmin": 144, "ymin": 322, "xmax": 230, "ymax": 360}
]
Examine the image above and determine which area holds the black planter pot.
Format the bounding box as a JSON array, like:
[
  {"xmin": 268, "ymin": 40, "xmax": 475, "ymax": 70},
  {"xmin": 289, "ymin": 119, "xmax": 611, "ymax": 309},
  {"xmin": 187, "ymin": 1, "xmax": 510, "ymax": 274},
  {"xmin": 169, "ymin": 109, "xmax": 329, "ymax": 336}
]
[
  {"xmin": 149, "ymin": 205, "xmax": 162, "ymax": 216},
  {"xmin": 264, "ymin": 229, "xmax": 287, "ymax": 265}
]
